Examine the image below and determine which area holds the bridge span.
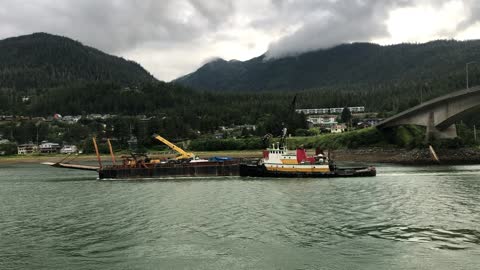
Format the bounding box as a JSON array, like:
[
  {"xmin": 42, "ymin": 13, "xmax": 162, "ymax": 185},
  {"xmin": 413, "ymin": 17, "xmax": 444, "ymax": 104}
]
[{"xmin": 377, "ymin": 86, "xmax": 480, "ymax": 139}]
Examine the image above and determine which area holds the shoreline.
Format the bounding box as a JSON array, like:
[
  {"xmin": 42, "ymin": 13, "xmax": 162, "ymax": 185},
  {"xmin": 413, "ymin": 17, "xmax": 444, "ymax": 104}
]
[
  {"xmin": 0, "ymin": 150, "xmax": 264, "ymax": 165},
  {"xmin": 332, "ymin": 147, "xmax": 480, "ymax": 165},
  {"xmin": 2, "ymin": 147, "xmax": 480, "ymax": 165}
]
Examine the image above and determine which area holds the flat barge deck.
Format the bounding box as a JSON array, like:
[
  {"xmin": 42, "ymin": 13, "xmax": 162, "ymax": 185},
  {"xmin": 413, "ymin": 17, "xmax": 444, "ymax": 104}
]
[{"xmin": 98, "ymin": 161, "xmax": 240, "ymax": 179}]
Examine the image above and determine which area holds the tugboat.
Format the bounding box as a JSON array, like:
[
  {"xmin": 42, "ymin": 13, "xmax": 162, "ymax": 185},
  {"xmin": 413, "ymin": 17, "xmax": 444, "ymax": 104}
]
[{"xmin": 240, "ymin": 129, "xmax": 376, "ymax": 178}]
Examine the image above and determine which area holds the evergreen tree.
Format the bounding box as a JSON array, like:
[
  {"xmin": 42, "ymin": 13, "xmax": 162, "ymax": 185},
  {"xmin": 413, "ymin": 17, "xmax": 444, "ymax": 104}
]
[{"xmin": 341, "ymin": 107, "xmax": 352, "ymax": 125}]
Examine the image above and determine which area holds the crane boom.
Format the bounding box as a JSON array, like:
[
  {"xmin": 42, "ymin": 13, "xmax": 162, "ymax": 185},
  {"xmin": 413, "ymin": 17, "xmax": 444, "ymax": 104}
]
[{"xmin": 152, "ymin": 134, "xmax": 195, "ymax": 160}]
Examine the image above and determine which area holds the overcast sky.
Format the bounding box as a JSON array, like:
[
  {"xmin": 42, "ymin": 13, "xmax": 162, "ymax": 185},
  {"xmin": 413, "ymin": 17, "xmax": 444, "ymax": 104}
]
[{"xmin": 1, "ymin": 0, "xmax": 480, "ymax": 81}]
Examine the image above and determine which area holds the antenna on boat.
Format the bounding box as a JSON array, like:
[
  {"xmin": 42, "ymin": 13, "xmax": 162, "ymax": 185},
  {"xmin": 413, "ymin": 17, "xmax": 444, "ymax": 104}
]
[{"xmin": 280, "ymin": 127, "xmax": 287, "ymax": 148}]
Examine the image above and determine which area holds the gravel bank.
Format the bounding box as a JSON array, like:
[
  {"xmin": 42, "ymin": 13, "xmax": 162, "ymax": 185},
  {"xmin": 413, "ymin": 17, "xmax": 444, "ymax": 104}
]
[{"xmin": 333, "ymin": 147, "xmax": 480, "ymax": 164}]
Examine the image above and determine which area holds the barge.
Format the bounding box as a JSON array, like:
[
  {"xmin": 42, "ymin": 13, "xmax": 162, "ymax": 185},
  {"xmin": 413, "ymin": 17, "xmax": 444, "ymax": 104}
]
[
  {"xmin": 45, "ymin": 132, "xmax": 376, "ymax": 179},
  {"xmin": 47, "ymin": 135, "xmax": 242, "ymax": 179},
  {"xmin": 98, "ymin": 159, "xmax": 240, "ymax": 179}
]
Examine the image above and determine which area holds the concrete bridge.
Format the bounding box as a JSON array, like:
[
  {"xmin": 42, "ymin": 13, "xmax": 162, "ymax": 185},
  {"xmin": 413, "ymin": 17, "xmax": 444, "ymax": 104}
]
[{"xmin": 377, "ymin": 86, "xmax": 480, "ymax": 139}]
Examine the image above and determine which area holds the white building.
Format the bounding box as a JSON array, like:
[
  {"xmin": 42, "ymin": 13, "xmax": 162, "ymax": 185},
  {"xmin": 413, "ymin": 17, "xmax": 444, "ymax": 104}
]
[
  {"xmin": 307, "ymin": 115, "xmax": 337, "ymax": 126},
  {"xmin": 296, "ymin": 106, "xmax": 365, "ymax": 115},
  {"xmin": 331, "ymin": 124, "xmax": 347, "ymax": 133},
  {"xmin": 39, "ymin": 142, "xmax": 61, "ymax": 153},
  {"xmin": 17, "ymin": 144, "xmax": 39, "ymax": 155},
  {"xmin": 349, "ymin": 106, "xmax": 365, "ymax": 113},
  {"xmin": 296, "ymin": 108, "xmax": 330, "ymax": 115},
  {"xmin": 329, "ymin": 108, "xmax": 344, "ymax": 114},
  {"xmin": 60, "ymin": 145, "xmax": 78, "ymax": 154},
  {"xmin": 62, "ymin": 115, "xmax": 82, "ymax": 124}
]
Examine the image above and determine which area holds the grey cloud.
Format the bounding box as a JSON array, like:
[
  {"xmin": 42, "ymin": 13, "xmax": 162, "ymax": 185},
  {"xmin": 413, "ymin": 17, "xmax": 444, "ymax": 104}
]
[
  {"xmin": 189, "ymin": 0, "xmax": 235, "ymax": 26},
  {"xmin": 264, "ymin": 0, "xmax": 418, "ymax": 59},
  {"xmin": 0, "ymin": 0, "xmax": 478, "ymax": 80},
  {"xmin": 0, "ymin": 0, "xmax": 235, "ymax": 53},
  {"xmin": 456, "ymin": 0, "xmax": 480, "ymax": 32}
]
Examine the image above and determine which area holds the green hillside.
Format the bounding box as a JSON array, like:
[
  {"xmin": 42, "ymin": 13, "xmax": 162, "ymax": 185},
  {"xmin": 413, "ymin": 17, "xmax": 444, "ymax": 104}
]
[
  {"xmin": 1, "ymin": 33, "xmax": 480, "ymax": 150},
  {"xmin": 0, "ymin": 33, "xmax": 157, "ymax": 89},
  {"xmin": 175, "ymin": 40, "xmax": 480, "ymax": 92}
]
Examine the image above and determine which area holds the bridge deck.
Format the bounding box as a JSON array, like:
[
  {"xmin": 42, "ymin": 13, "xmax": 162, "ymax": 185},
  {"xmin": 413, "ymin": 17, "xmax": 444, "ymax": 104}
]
[{"xmin": 377, "ymin": 86, "xmax": 480, "ymax": 128}]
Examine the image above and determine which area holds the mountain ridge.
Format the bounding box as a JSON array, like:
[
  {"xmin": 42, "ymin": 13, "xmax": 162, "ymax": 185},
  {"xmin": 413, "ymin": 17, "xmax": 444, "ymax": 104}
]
[
  {"xmin": 175, "ymin": 39, "xmax": 480, "ymax": 92},
  {"xmin": 0, "ymin": 32, "xmax": 157, "ymax": 89}
]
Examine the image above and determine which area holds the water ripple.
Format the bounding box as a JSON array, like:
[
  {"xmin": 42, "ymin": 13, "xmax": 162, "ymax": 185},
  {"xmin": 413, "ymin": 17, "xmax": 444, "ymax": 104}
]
[
  {"xmin": 339, "ymin": 224, "xmax": 480, "ymax": 250},
  {"xmin": 1, "ymin": 163, "xmax": 480, "ymax": 269}
]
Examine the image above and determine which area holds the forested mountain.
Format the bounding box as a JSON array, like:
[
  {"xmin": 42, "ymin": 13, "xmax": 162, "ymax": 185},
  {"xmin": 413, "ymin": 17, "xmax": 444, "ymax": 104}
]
[
  {"xmin": 2, "ymin": 32, "xmax": 480, "ymax": 144},
  {"xmin": 175, "ymin": 40, "xmax": 480, "ymax": 92},
  {"xmin": 1, "ymin": 33, "xmax": 480, "ymax": 150},
  {"xmin": 0, "ymin": 33, "xmax": 157, "ymax": 89}
]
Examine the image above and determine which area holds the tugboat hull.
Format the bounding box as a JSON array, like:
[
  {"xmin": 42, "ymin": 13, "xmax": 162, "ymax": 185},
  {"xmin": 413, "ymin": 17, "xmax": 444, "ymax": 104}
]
[{"xmin": 239, "ymin": 164, "xmax": 376, "ymax": 178}]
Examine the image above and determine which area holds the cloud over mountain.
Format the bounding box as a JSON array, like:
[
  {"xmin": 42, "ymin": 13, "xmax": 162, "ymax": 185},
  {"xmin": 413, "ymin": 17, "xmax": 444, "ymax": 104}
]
[{"xmin": 1, "ymin": 0, "xmax": 479, "ymax": 80}]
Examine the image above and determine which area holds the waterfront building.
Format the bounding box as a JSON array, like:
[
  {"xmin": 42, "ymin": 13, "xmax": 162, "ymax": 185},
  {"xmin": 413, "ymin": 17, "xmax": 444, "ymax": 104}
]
[
  {"xmin": 60, "ymin": 145, "xmax": 78, "ymax": 154},
  {"xmin": 17, "ymin": 144, "xmax": 39, "ymax": 155},
  {"xmin": 39, "ymin": 142, "xmax": 61, "ymax": 154}
]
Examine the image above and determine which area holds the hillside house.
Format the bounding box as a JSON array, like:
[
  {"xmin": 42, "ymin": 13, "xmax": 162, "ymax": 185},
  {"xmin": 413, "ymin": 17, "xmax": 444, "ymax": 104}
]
[
  {"xmin": 17, "ymin": 144, "xmax": 39, "ymax": 155},
  {"xmin": 307, "ymin": 115, "xmax": 337, "ymax": 126},
  {"xmin": 61, "ymin": 115, "xmax": 82, "ymax": 124},
  {"xmin": 331, "ymin": 124, "xmax": 347, "ymax": 133},
  {"xmin": 39, "ymin": 142, "xmax": 61, "ymax": 153},
  {"xmin": 60, "ymin": 145, "xmax": 78, "ymax": 154}
]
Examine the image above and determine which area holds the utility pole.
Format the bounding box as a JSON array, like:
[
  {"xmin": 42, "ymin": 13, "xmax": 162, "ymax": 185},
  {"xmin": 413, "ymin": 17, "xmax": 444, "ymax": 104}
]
[{"xmin": 35, "ymin": 121, "xmax": 41, "ymax": 146}]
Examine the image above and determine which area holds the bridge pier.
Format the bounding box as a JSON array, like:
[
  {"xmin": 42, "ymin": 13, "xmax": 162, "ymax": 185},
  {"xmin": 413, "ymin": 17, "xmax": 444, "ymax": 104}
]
[
  {"xmin": 426, "ymin": 125, "xmax": 457, "ymax": 141},
  {"xmin": 426, "ymin": 112, "xmax": 457, "ymax": 141}
]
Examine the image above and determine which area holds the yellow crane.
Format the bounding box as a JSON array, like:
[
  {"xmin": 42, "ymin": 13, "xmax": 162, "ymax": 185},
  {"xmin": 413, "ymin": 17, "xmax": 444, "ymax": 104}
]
[{"xmin": 152, "ymin": 134, "xmax": 195, "ymax": 160}]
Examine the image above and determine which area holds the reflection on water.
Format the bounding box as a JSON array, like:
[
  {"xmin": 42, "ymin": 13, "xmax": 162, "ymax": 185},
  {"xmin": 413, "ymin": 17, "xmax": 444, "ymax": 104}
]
[{"xmin": 0, "ymin": 163, "xmax": 479, "ymax": 269}]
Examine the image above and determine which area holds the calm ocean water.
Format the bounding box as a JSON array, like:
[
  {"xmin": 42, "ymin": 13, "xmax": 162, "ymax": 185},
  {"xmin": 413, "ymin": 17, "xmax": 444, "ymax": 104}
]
[{"xmin": 0, "ymin": 162, "xmax": 479, "ymax": 269}]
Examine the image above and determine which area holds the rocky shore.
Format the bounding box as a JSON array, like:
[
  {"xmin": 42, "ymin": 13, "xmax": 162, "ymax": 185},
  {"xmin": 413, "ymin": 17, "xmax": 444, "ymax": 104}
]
[{"xmin": 333, "ymin": 147, "xmax": 480, "ymax": 165}]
